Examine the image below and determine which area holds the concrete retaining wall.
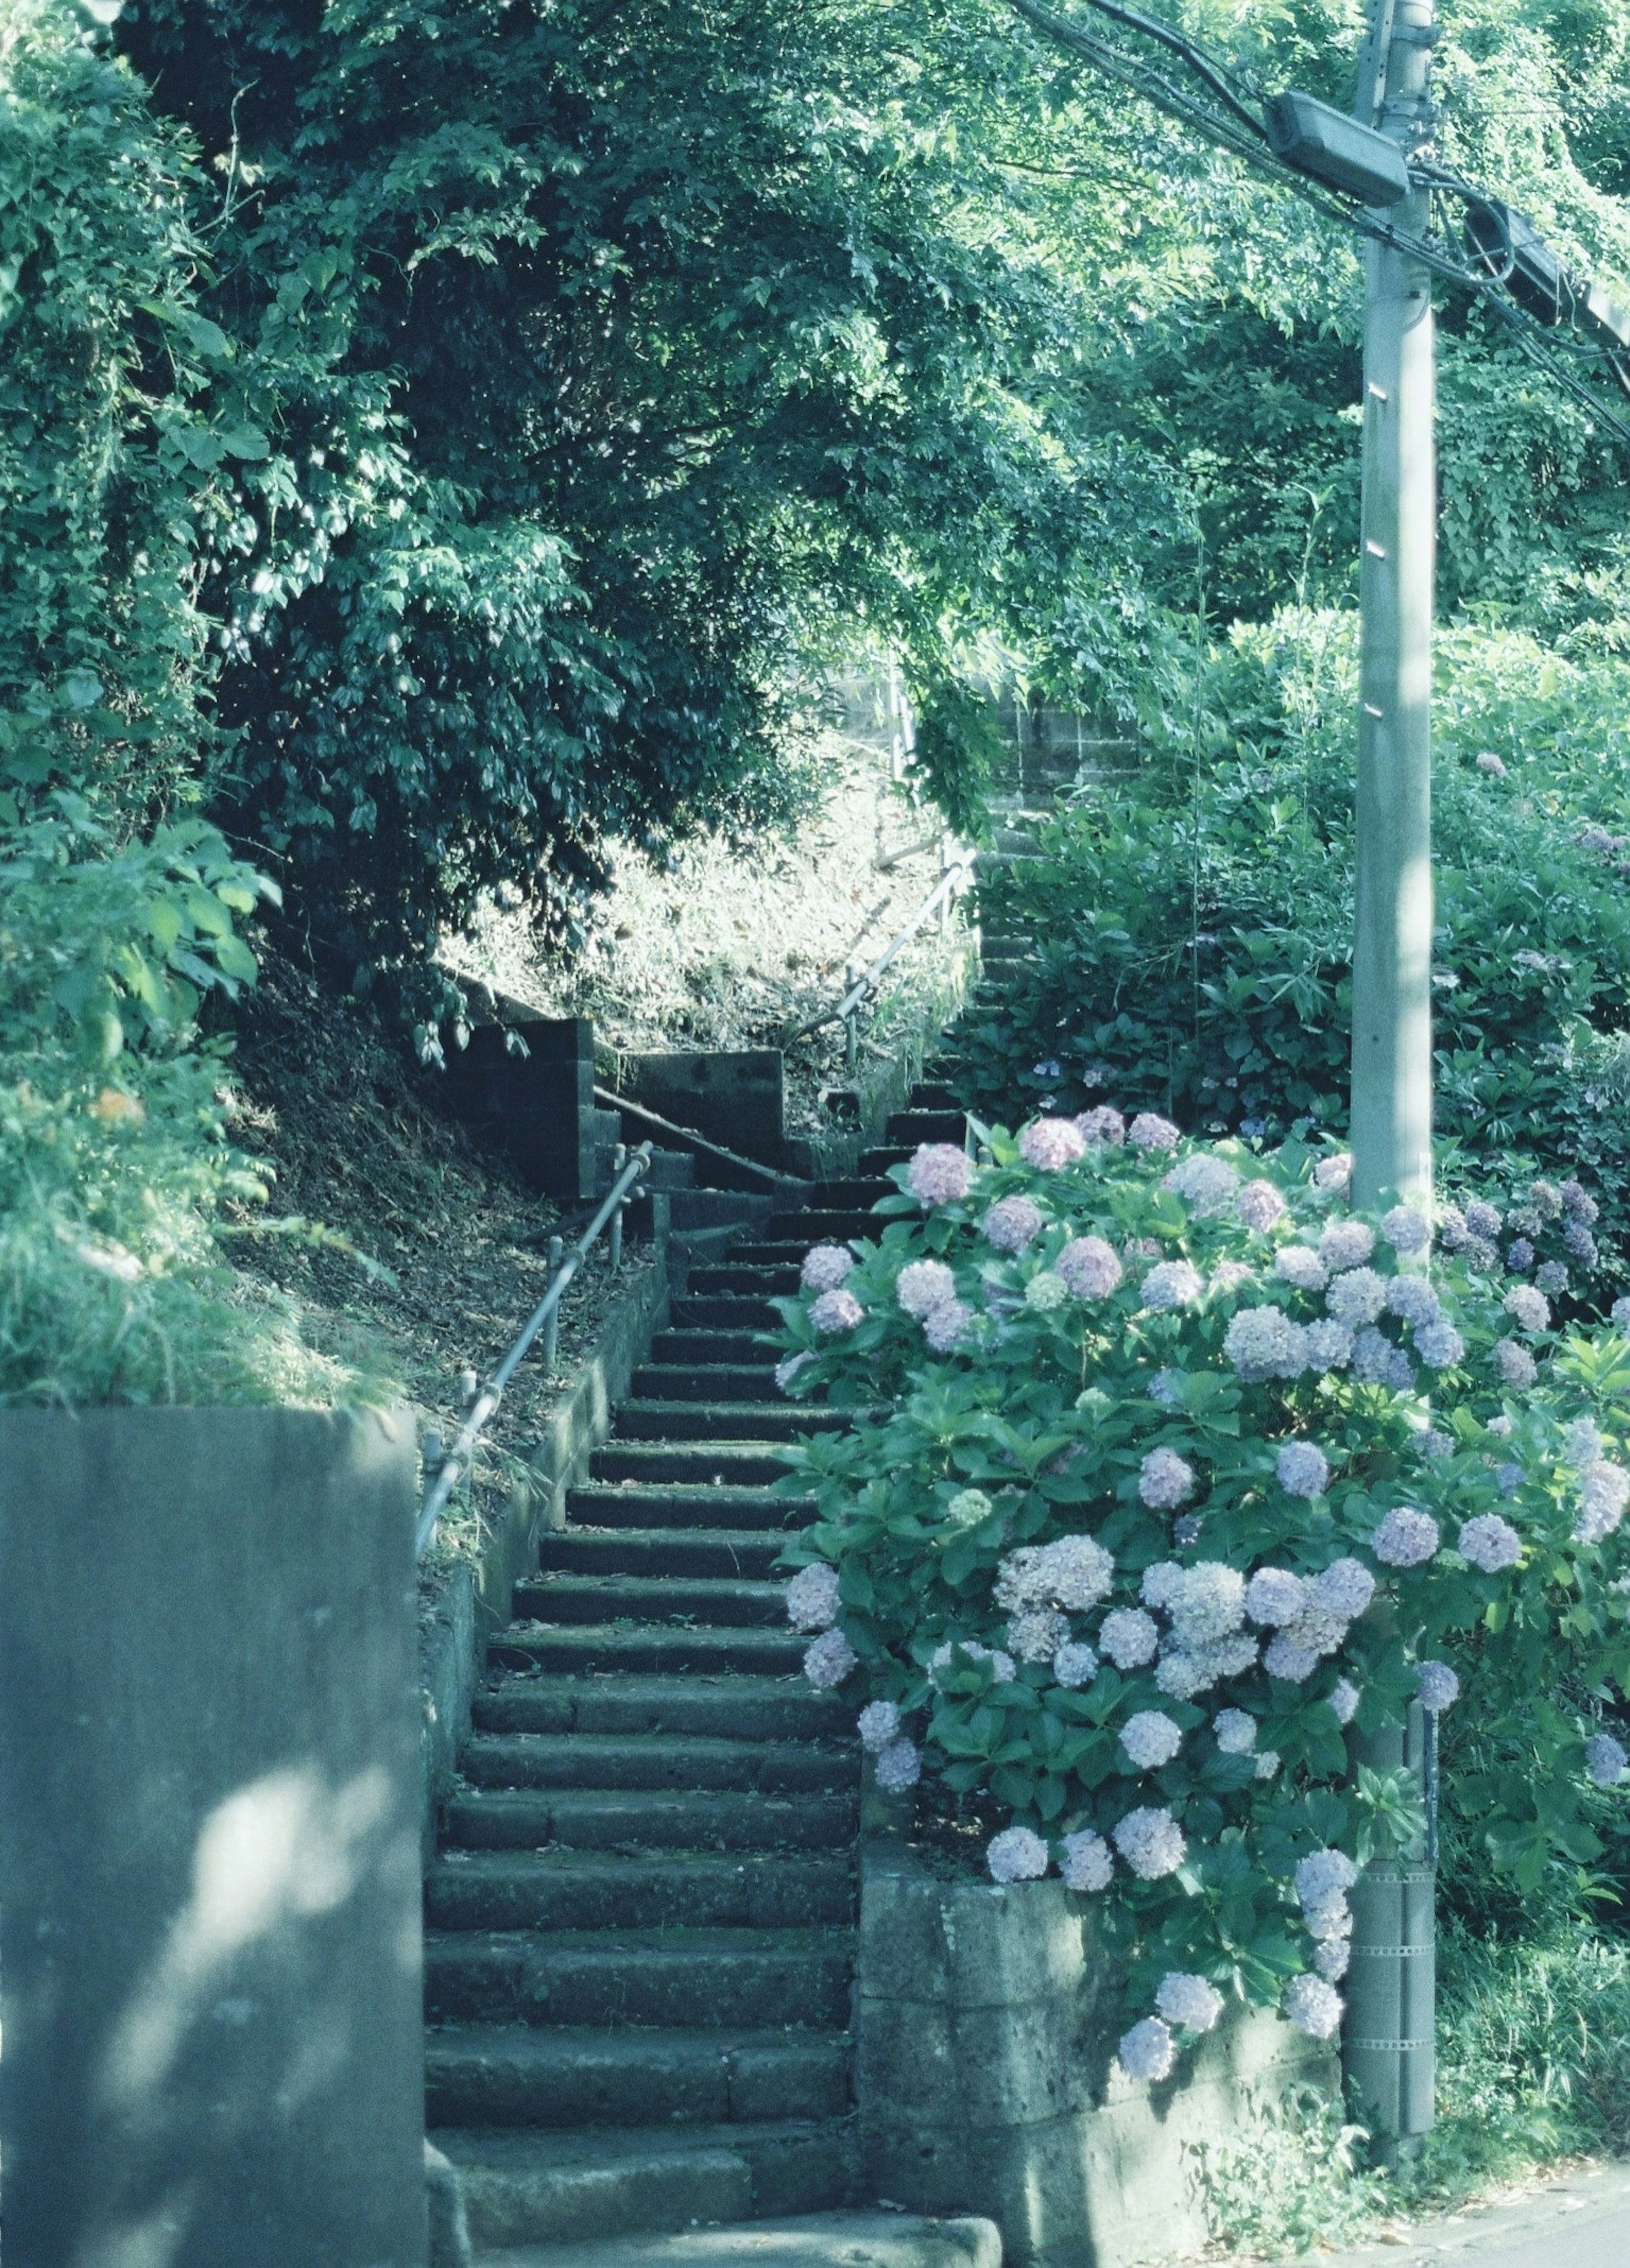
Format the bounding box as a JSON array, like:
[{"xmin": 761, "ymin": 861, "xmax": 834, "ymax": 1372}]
[
  {"xmin": 0, "ymin": 1405, "xmax": 425, "ymax": 2268},
  {"xmin": 419, "ymin": 1238, "xmax": 674, "ymax": 1858},
  {"xmin": 856, "ymin": 1843, "xmax": 1338, "ymax": 2268}
]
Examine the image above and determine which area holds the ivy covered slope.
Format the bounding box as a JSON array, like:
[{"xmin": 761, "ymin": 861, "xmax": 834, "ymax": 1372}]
[{"xmin": 773, "ymin": 1115, "xmax": 1630, "ymax": 2083}]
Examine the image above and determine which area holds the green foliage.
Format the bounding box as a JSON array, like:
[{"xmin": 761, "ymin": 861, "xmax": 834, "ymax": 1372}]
[
  {"xmin": 0, "ymin": 795, "xmax": 374, "ymax": 1405},
  {"xmin": 774, "ymin": 1121, "xmax": 1630, "ymax": 2053},
  {"xmin": 958, "ymin": 612, "xmax": 1630, "ymax": 1273}
]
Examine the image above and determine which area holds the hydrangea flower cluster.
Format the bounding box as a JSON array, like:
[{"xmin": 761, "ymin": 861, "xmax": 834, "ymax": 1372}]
[{"xmin": 775, "ymin": 1114, "xmax": 1630, "ymax": 2083}]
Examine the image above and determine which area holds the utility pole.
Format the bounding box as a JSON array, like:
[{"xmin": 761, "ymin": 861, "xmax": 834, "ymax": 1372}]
[
  {"xmin": 1348, "ymin": 0, "xmax": 1436, "ymax": 1211},
  {"xmin": 1345, "ymin": 0, "xmax": 1439, "ymax": 2161}
]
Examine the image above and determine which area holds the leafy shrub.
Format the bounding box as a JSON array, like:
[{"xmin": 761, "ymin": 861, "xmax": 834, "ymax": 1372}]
[
  {"xmin": 957, "ymin": 614, "xmax": 1630, "ymax": 1274},
  {"xmin": 0, "ymin": 797, "xmax": 370, "ymax": 1405},
  {"xmin": 773, "ymin": 1113, "xmax": 1630, "ymax": 2081}
]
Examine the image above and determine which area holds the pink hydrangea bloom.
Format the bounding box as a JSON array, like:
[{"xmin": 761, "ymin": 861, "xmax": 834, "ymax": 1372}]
[
  {"xmin": 1370, "ymin": 1508, "xmax": 1440, "ymax": 1567},
  {"xmin": 810, "ymin": 1286, "xmax": 864, "ymax": 1334},
  {"xmin": 801, "ymin": 1243, "xmax": 854, "ymax": 1292},
  {"xmin": 1019, "ymin": 1117, "xmax": 1088, "ymax": 1171},
  {"xmin": 924, "ymin": 1298, "xmax": 977, "ymax": 1353},
  {"xmin": 907, "ymin": 1142, "xmax": 972, "ymax": 1206},
  {"xmin": 1139, "ymin": 1446, "xmax": 1195, "ymax": 1510},
  {"xmin": 1057, "ymin": 1235, "xmax": 1123, "ymax": 1299},
  {"xmin": 1076, "ymin": 1105, "xmax": 1127, "ymax": 1146},
  {"xmin": 986, "ymin": 1825, "xmax": 1049, "ymax": 1883},
  {"xmin": 1236, "ymin": 1179, "xmax": 1287, "ymax": 1232},
  {"xmin": 983, "ymin": 1195, "xmax": 1045, "ymax": 1253},
  {"xmin": 896, "ymin": 1258, "xmax": 957, "ymax": 1318},
  {"xmin": 1129, "ymin": 1112, "xmax": 1180, "ymax": 1152}
]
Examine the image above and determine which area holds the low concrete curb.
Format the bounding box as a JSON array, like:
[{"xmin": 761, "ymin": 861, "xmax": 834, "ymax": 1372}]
[
  {"xmin": 857, "ymin": 1840, "xmax": 1339, "ymax": 2268},
  {"xmin": 419, "ymin": 1230, "xmax": 675, "ymax": 1860}
]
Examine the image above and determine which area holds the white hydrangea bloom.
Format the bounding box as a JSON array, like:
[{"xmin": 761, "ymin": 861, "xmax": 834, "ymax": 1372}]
[
  {"xmin": 1111, "ymin": 1806, "xmax": 1187, "ymax": 1880},
  {"xmin": 1485, "ymin": 1414, "xmax": 1514, "ymax": 1439},
  {"xmin": 984, "ymin": 1196, "xmax": 1045, "ymax": 1254},
  {"xmin": 930, "ymin": 1639, "xmax": 1016, "ymax": 1688},
  {"xmin": 908, "ymin": 1143, "xmax": 972, "ymax": 1206},
  {"xmin": 811, "ymin": 1287, "xmax": 865, "ymax": 1334},
  {"xmin": 1563, "ymin": 1418, "xmax": 1605, "ymax": 1467},
  {"xmin": 1319, "ymin": 1220, "xmax": 1377, "ymax": 1273},
  {"xmin": 1118, "ymin": 2016, "xmax": 1176, "ymax": 2081},
  {"xmin": 1129, "ymin": 1112, "xmax": 1180, "ymax": 1153},
  {"xmin": 1575, "ymin": 1461, "xmax": 1630, "ymax": 1545},
  {"xmin": 1586, "ymin": 1732, "xmax": 1627, "ymax": 1787},
  {"xmin": 801, "ymin": 1243, "xmax": 855, "ymax": 1292},
  {"xmin": 1416, "ymin": 1319, "xmax": 1466, "ymax": 1370},
  {"xmin": 1504, "ymin": 1284, "xmax": 1551, "ymax": 1333},
  {"xmin": 995, "ymin": 1547, "xmax": 1050, "ymax": 1611},
  {"xmin": 896, "ymin": 1258, "xmax": 958, "ymax": 1317},
  {"xmin": 1329, "ymin": 1677, "xmax": 1361, "ymax": 1726},
  {"xmin": 987, "ymin": 1825, "xmax": 1050, "ymax": 1883},
  {"xmin": 1245, "ymin": 1567, "xmax": 1308, "ymax": 1626},
  {"xmin": 1493, "ymin": 1338, "xmax": 1538, "ymax": 1391},
  {"xmin": 1264, "ymin": 1634, "xmax": 1319, "ymax": 1683},
  {"xmin": 1416, "ymin": 1660, "xmax": 1460, "ymax": 1713},
  {"xmin": 1419, "ymin": 1428, "xmax": 1453, "ymax": 1460},
  {"xmin": 1236, "ymin": 1180, "xmax": 1287, "ymax": 1232},
  {"xmin": 785, "ymin": 1563, "xmax": 841, "ymax": 1631},
  {"xmin": 1141, "ymin": 1259, "xmax": 1205, "ymax": 1312},
  {"xmin": 924, "ymin": 1298, "xmax": 978, "ymax": 1353},
  {"xmin": 1008, "ymin": 1607, "xmax": 1071, "ymax": 1662},
  {"xmin": 1041, "ymin": 1534, "xmax": 1118, "ymax": 1610},
  {"xmin": 1275, "ymin": 1246, "xmax": 1329, "ymax": 1293},
  {"xmin": 1304, "ymin": 1318, "xmax": 1355, "ymax": 1371},
  {"xmin": 1099, "ymin": 1608, "xmax": 1159, "ymax": 1669},
  {"xmin": 1019, "ymin": 1116, "xmax": 1088, "ymax": 1172},
  {"xmin": 1254, "ymin": 1749, "xmax": 1282, "ymax": 1780},
  {"xmin": 1166, "ymin": 1562, "xmax": 1248, "ymax": 1649},
  {"xmin": 1053, "ymin": 1641, "xmax": 1099, "ymax": 1689},
  {"xmin": 875, "ymin": 1738, "xmax": 922, "ymax": 1793},
  {"xmin": 1370, "ymin": 1508, "xmax": 1440, "ymax": 1567},
  {"xmin": 1286, "ymin": 1976, "xmax": 1344, "ymax": 2038},
  {"xmin": 1156, "ymin": 1973, "xmax": 1224, "ymax": 2033},
  {"xmin": 1148, "ymin": 1367, "xmax": 1187, "ymax": 1409},
  {"xmin": 857, "ymin": 1700, "xmax": 902, "ymax": 1753},
  {"xmin": 1162, "ymin": 1153, "xmax": 1240, "ymax": 1216},
  {"xmin": 1301, "ymin": 1894, "xmax": 1353, "ymax": 1944},
  {"xmin": 1312, "ymin": 1558, "xmax": 1376, "ymax": 1622},
  {"xmin": 1139, "ymin": 1446, "xmax": 1196, "ymax": 1510},
  {"xmin": 1276, "ymin": 1440, "xmax": 1329, "ymax": 1498},
  {"xmin": 1312, "ymin": 1153, "xmax": 1353, "ymax": 1191},
  {"xmin": 1211, "ymin": 1259, "xmax": 1253, "ymax": 1296},
  {"xmin": 1057, "ymin": 1235, "xmax": 1123, "ymax": 1299},
  {"xmin": 1213, "ymin": 1707, "xmax": 1258, "ymax": 1755},
  {"xmin": 1295, "ymin": 1848, "xmax": 1359, "ymax": 1906},
  {"xmin": 1140, "ymin": 1562, "xmax": 1184, "ymax": 1610},
  {"xmin": 1224, "ymin": 1306, "xmax": 1309, "ymax": 1383},
  {"xmin": 1459, "ymin": 1514, "xmax": 1522, "ymax": 1573},
  {"xmin": 1385, "ymin": 1273, "xmax": 1442, "ymax": 1328},
  {"xmin": 1315, "ymin": 1938, "xmax": 1351, "ymax": 1981},
  {"xmin": 803, "ymin": 1629, "xmax": 857, "ymax": 1689},
  {"xmin": 1119, "ymin": 1710, "xmax": 1184, "ymax": 1770},
  {"xmin": 1326, "ymin": 1267, "xmax": 1387, "ymax": 1327},
  {"xmin": 1061, "ymin": 1827, "xmax": 1114, "ymax": 1891},
  {"xmin": 1381, "ymin": 1204, "xmax": 1432, "ymax": 1256},
  {"xmin": 775, "ymin": 1351, "xmax": 815, "ymax": 1393},
  {"xmin": 1026, "ymin": 1271, "xmax": 1069, "ymax": 1311},
  {"xmin": 944, "ymin": 1488, "xmax": 992, "ymax": 1525}
]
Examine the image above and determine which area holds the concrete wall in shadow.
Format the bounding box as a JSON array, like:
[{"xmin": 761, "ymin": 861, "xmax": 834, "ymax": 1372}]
[{"xmin": 0, "ymin": 1405, "xmax": 425, "ymax": 2268}]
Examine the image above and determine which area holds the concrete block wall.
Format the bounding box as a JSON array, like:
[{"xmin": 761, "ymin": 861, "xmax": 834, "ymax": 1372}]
[{"xmin": 857, "ymin": 1844, "xmax": 1339, "ymax": 2268}]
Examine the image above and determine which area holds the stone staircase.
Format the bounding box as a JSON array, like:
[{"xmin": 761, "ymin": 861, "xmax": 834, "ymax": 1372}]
[{"xmin": 423, "ymin": 1090, "xmax": 1000, "ymax": 2266}]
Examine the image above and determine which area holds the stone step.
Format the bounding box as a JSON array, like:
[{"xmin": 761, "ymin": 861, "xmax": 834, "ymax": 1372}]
[
  {"xmin": 459, "ymin": 1732, "xmax": 854, "ymax": 1795},
  {"xmin": 473, "ymin": 2209, "xmax": 1003, "ymax": 2268},
  {"xmin": 885, "ymin": 1110, "xmax": 965, "ymax": 1145},
  {"xmin": 858, "ymin": 1147, "xmax": 911, "ymax": 1177},
  {"xmin": 424, "ymin": 1926, "xmax": 856, "ymax": 2029},
  {"xmin": 425, "ymin": 2025, "xmax": 851, "ymax": 2130},
  {"xmin": 513, "ymin": 1572, "xmax": 790, "ymax": 1628},
  {"xmin": 726, "ymin": 1242, "xmax": 822, "ymax": 1268},
  {"xmin": 473, "ymin": 1675, "xmax": 850, "ymax": 1744},
  {"xmin": 426, "ymin": 1849, "xmax": 855, "ymax": 1935},
  {"xmin": 670, "ymin": 1296, "xmax": 782, "ymax": 1331},
  {"xmin": 589, "ymin": 1443, "xmax": 794, "ymax": 1488},
  {"xmin": 537, "ymin": 1529, "xmax": 790, "ymax": 1579},
  {"xmin": 444, "ymin": 1785, "xmax": 857, "ymax": 1854},
  {"xmin": 564, "ymin": 1484, "xmax": 811, "ymax": 1532},
  {"xmin": 645, "ymin": 1149, "xmax": 699, "ymax": 1192},
  {"xmin": 666, "ymin": 1190, "xmax": 775, "ymax": 1232},
  {"xmin": 810, "ymin": 1178, "xmax": 891, "ymax": 1211},
  {"xmin": 686, "ymin": 1264, "xmax": 802, "ymax": 1298},
  {"xmin": 652, "ymin": 1332, "xmax": 773, "ymax": 1366},
  {"xmin": 611, "ymin": 1403, "xmax": 852, "ymax": 1443},
  {"xmin": 908, "ymin": 1085, "xmax": 962, "ymax": 1112},
  {"xmin": 631, "ymin": 1365, "xmax": 779, "ymax": 1405},
  {"xmin": 765, "ymin": 1210, "xmax": 880, "ymax": 1242},
  {"xmin": 430, "ymin": 2121, "xmax": 855, "ymax": 2254},
  {"xmin": 488, "ymin": 1623, "xmax": 809, "ymax": 1678}
]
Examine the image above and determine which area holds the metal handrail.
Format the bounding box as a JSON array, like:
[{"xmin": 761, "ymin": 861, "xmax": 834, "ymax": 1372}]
[
  {"xmin": 788, "ymin": 849, "xmax": 978, "ymax": 1056},
  {"xmin": 415, "ymin": 1141, "xmax": 653, "ymax": 1560}
]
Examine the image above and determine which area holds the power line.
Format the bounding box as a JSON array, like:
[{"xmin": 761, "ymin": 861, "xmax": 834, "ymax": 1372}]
[{"xmin": 1005, "ymin": 0, "xmax": 1630, "ymax": 455}]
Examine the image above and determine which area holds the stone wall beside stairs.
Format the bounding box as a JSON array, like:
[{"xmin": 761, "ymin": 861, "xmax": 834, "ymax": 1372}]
[{"xmin": 856, "ymin": 1843, "xmax": 1340, "ymax": 2268}]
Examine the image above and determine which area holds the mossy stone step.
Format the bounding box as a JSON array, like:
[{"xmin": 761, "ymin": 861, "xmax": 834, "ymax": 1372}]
[
  {"xmin": 424, "ymin": 1925, "xmax": 856, "ymax": 2029},
  {"xmin": 488, "ymin": 1622, "xmax": 808, "ymax": 1678},
  {"xmin": 765, "ymin": 1210, "xmax": 881, "ymax": 1242},
  {"xmin": 459, "ymin": 1731, "xmax": 854, "ymax": 1795},
  {"xmin": 885, "ymin": 1109, "xmax": 965, "ymax": 1144},
  {"xmin": 444, "ymin": 1784, "xmax": 857, "ymax": 1855},
  {"xmin": 537, "ymin": 1528, "xmax": 790, "ymax": 1579},
  {"xmin": 651, "ymin": 1331, "xmax": 774, "ymax": 1365},
  {"xmin": 563, "ymin": 1483, "xmax": 811, "ymax": 1532},
  {"xmin": 512, "ymin": 1572, "xmax": 789, "ymax": 1627},
  {"xmin": 475, "ymin": 2209, "xmax": 1002, "ymax": 2268},
  {"xmin": 425, "ymin": 1848, "xmax": 855, "ymax": 1935},
  {"xmin": 589, "ymin": 1443, "xmax": 794, "ymax": 1487},
  {"xmin": 429, "ymin": 2121, "xmax": 855, "ymax": 2254},
  {"xmin": 858, "ymin": 1145, "xmax": 913, "ymax": 1176},
  {"xmin": 670, "ymin": 1296, "xmax": 783, "ymax": 1331},
  {"xmin": 425, "ymin": 2024, "xmax": 851, "ymax": 2130},
  {"xmin": 631, "ymin": 1365, "xmax": 780, "ymax": 1405},
  {"xmin": 808, "ymin": 1177, "xmax": 892, "ymax": 1210},
  {"xmin": 611, "ymin": 1402, "xmax": 854, "ymax": 1443},
  {"xmin": 472, "ymin": 1674, "xmax": 848, "ymax": 1743}
]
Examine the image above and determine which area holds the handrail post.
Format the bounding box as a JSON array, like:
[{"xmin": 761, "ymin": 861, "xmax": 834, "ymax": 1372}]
[
  {"xmin": 541, "ymin": 1236, "xmax": 565, "ymax": 1371},
  {"xmin": 610, "ymin": 1145, "xmax": 627, "ymax": 1270},
  {"xmin": 843, "ymin": 963, "xmax": 860, "ymax": 1068}
]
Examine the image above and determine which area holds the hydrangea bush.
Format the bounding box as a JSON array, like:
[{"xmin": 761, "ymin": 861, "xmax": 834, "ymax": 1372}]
[{"xmin": 773, "ymin": 1113, "xmax": 1630, "ymax": 2080}]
